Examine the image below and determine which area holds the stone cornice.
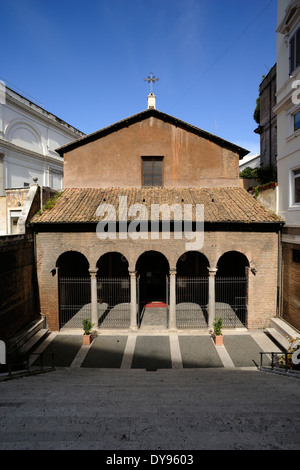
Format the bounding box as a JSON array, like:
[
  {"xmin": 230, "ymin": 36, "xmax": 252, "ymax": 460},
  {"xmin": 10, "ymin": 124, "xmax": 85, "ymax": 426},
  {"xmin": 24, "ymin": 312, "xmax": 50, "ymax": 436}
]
[
  {"xmin": 5, "ymin": 89, "xmax": 84, "ymax": 139},
  {"xmin": 0, "ymin": 138, "xmax": 63, "ymax": 167}
]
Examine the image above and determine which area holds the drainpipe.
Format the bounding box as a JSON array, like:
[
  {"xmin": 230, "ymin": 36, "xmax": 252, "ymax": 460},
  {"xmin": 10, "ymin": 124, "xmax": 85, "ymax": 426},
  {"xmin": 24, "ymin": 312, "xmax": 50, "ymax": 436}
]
[{"xmin": 277, "ymin": 229, "xmax": 282, "ymax": 318}]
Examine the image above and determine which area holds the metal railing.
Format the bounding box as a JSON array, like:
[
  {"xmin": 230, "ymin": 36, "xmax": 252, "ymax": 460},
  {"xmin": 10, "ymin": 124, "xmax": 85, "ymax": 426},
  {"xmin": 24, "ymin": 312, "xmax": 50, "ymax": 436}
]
[
  {"xmin": 215, "ymin": 276, "xmax": 248, "ymax": 327},
  {"xmin": 2, "ymin": 352, "xmax": 55, "ymax": 379},
  {"xmin": 97, "ymin": 277, "xmax": 130, "ymax": 328},
  {"xmin": 259, "ymin": 351, "xmax": 300, "ymax": 375},
  {"xmin": 176, "ymin": 277, "xmax": 208, "ymax": 328},
  {"xmin": 59, "ymin": 277, "xmax": 91, "ymax": 328}
]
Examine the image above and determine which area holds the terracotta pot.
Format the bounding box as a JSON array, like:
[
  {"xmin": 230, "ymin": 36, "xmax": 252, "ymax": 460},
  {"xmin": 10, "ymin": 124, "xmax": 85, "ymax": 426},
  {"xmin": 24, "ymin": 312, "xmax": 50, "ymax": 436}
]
[
  {"xmin": 82, "ymin": 334, "xmax": 92, "ymax": 345},
  {"xmin": 214, "ymin": 334, "xmax": 223, "ymax": 346}
]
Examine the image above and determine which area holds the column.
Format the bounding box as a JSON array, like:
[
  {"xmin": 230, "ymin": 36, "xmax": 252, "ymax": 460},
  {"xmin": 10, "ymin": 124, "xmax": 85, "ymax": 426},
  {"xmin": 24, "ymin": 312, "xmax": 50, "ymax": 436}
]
[
  {"xmin": 169, "ymin": 269, "xmax": 177, "ymax": 330},
  {"xmin": 208, "ymin": 268, "xmax": 218, "ymax": 329},
  {"xmin": 89, "ymin": 269, "xmax": 98, "ymax": 329},
  {"xmin": 130, "ymin": 271, "xmax": 138, "ymax": 330}
]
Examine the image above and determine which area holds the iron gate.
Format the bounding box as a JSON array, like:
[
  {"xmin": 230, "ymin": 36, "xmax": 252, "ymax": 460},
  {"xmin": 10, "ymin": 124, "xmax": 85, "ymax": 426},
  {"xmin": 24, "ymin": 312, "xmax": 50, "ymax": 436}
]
[
  {"xmin": 59, "ymin": 276, "xmax": 131, "ymax": 329},
  {"xmin": 215, "ymin": 276, "xmax": 248, "ymax": 327},
  {"xmin": 97, "ymin": 277, "xmax": 130, "ymax": 328},
  {"xmin": 59, "ymin": 277, "xmax": 91, "ymax": 328},
  {"xmin": 176, "ymin": 277, "xmax": 209, "ymax": 328}
]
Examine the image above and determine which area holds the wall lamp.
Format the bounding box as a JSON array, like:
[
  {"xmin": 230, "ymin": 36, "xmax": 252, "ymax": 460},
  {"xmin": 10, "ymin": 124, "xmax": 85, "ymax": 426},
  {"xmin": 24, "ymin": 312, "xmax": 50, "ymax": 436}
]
[{"xmin": 251, "ymin": 267, "xmax": 257, "ymax": 275}]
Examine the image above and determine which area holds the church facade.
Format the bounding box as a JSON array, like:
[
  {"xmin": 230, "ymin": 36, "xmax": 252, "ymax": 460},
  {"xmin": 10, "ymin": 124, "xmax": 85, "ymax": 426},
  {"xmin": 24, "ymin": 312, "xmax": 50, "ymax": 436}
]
[{"xmin": 31, "ymin": 105, "xmax": 283, "ymax": 333}]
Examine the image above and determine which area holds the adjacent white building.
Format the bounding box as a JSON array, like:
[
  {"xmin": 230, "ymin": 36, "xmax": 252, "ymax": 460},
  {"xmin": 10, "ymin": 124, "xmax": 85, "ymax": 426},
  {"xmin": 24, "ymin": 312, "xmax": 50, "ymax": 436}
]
[
  {"xmin": 0, "ymin": 82, "xmax": 84, "ymax": 234},
  {"xmin": 275, "ymin": 0, "xmax": 300, "ymax": 330}
]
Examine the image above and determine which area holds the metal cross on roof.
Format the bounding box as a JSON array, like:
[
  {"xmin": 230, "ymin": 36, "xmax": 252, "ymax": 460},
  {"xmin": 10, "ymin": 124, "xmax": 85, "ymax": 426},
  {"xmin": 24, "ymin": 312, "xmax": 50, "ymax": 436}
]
[{"xmin": 144, "ymin": 72, "xmax": 159, "ymax": 93}]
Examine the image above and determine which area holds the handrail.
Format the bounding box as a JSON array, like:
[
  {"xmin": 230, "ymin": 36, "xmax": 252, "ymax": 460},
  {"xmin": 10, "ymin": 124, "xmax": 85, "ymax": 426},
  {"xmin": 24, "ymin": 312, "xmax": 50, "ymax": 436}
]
[
  {"xmin": 259, "ymin": 351, "xmax": 300, "ymax": 374},
  {"xmin": 3, "ymin": 352, "xmax": 55, "ymax": 378}
]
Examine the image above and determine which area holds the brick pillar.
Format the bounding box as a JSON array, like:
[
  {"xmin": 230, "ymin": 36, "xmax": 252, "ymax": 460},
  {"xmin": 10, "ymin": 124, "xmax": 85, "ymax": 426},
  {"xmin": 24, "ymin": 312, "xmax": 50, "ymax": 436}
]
[
  {"xmin": 89, "ymin": 269, "xmax": 98, "ymax": 329},
  {"xmin": 169, "ymin": 269, "xmax": 177, "ymax": 330},
  {"xmin": 42, "ymin": 266, "xmax": 60, "ymax": 331},
  {"xmin": 130, "ymin": 271, "xmax": 138, "ymax": 330},
  {"xmin": 208, "ymin": 268, "xmax": 218, "ymax": 329}
]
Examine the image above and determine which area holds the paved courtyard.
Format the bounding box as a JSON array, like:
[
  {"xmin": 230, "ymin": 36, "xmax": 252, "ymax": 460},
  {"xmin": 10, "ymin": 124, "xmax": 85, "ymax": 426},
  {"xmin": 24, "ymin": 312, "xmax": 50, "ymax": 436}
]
[
  {"xmin": 28, "ymin": 329, "xmax": 280, "ymax": 370},
  {"xmin": 0, "ymin": 329, "xmax": 300, "ymax": 451}
]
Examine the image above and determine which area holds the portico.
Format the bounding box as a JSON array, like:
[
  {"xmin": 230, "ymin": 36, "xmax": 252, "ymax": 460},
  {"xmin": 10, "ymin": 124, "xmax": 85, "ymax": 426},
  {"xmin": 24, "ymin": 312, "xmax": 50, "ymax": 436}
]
[{"xmin": 31, "ymin": 108, "xmax": 283, "ymax": 333}]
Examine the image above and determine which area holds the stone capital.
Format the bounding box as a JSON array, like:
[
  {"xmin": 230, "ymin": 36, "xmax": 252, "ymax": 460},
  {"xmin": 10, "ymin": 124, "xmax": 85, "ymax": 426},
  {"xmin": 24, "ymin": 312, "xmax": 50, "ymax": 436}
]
[
  {"xmin": 208, "ymin": 267, "xmax": 218, "ymax": 277},
  {"xmin": 89, "ymin": 268, "xmax": 98, "ymax": 278},
  {"xmin": 129, "ymin": 271, "xmax": 137, "ymax": 279}
]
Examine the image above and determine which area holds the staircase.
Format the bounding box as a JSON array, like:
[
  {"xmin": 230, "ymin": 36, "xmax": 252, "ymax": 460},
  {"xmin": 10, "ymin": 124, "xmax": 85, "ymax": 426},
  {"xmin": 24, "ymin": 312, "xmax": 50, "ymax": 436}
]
[
  {"xmin": 6, "ymin": 317, "xmax": 49, "ymax": 358},
  {"xmin": 265, "ymin": 318, "xmax": 300, "ymax": 351}
]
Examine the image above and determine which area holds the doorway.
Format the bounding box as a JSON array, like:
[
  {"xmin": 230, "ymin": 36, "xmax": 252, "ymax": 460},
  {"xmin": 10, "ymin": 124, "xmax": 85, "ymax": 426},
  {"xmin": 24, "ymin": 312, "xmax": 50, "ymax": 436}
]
[
  {"xmin": 136, "ymin": 251, "xmax": 169, "ymax": 328},
  {"xmin": 136, "ymin": 251, "xmax": 169, "ymax": 306}
]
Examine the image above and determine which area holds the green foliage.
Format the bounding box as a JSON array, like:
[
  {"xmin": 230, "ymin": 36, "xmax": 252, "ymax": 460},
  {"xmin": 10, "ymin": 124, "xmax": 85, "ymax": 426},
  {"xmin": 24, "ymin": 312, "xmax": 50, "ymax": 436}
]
[
  {"xmin": 240, "ymin": 164, "xmax": 277, "ymax": 189},
  {"xmin": 43, "ymin": 191, "xmax": 62, "ymax": 210},
  {"xmin": 37, "ymin": 191, "xmax": 62, "ymax": 215},
  {"xmin": 253, "ymin": 97, "xmax": 260, "ymax": 124},
  {"xmin": 253, "ymin": 75, "xmax": 265, "ymax": 124},
  {"xmin": 239, "ymin": 167, "xmax": 258, "ymax": 179},
  {"xmin": 278, "ymin": 336, "xmax": 300, "ymax": 371},
  {"xmin": 213, "ymin": 317, "xmax": 223, "ymax": 336},
  {"xmin": 82, "ymin": 319, "xmax": 94, "ymax": 335},
  {"xmin": 256, "ymin": 163, "xmax": 277, "ymax": 185}
]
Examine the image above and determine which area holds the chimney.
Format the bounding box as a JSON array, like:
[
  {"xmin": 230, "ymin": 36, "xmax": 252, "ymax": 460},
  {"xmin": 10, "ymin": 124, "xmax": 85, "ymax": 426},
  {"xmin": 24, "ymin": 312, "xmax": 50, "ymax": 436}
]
[{"xmin": 147, "ymin": 92, "xmax": 156, "ymax": 109}]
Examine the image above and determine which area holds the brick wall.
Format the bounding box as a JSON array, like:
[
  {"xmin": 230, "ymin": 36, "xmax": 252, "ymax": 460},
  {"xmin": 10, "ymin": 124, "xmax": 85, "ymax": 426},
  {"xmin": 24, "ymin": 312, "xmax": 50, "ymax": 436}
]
[
  {"xmin": 35, "ymin": 226, "xmax": 279, "ymax": 331},
  {"xmin": 0, "ymin": 234, "xmax": 40, "ymax": 341}
]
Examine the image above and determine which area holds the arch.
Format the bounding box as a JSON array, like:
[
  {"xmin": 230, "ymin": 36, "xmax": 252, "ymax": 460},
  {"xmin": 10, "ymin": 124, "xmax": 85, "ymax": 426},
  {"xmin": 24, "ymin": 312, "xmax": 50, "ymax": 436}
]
[
  {"xmin": 5, "ymin": 119, "xmax": 44, "ymax": 154},
  {"xmin": 56, "ymin": 251, "xmax": 90, "ymax": 329},
  {"xmin": 96, "ymin": 252, "xmax": 129, "ymax": 277},
  {"xmin": 56, "ymin": 250, "xmax": 90, "ymax": 277},
  {"xmin": 215, "ymin": 251, "xmax": 249, "ymax": 328},
  {"xmin": 216, "ymin": 251, "xmax": 249, "ymax": 277},
  {"xmin": 136, "ymin": 250, "xmax": 169, "ymax": 305},
  {"xmin": 176, "ymin": 251, "xmax": 210, "ymax": 277}
]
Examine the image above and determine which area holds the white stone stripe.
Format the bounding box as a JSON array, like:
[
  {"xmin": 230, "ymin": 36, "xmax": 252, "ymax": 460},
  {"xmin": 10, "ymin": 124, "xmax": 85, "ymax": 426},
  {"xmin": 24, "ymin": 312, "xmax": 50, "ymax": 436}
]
[
  {"xmin": 121, "ymin": 334, "xmax": 137, "ymax": 369},
  {"xmin": 70, "ymin": 344, "xmax": 90, "ymax": 368},
  {"xmin": 214, "ymin": 342, "xmax": 235, "ymax": 368},
  {"xmin": 169, "ymin": 334, "xmax": 183, "ymax": 369}
]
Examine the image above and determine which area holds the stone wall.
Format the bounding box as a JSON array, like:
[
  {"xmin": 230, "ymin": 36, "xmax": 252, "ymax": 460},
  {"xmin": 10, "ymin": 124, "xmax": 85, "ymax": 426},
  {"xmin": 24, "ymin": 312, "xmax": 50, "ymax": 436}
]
[{"xmin": 0, "ymin": 234, "xmax": 40, "ymax": 341}]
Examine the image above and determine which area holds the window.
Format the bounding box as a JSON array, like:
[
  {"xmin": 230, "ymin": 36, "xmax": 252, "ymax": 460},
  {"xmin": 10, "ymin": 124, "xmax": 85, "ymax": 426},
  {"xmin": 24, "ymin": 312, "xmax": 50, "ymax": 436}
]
[
  {"xmin": 9, "ymin": 210, "xmax": 22, "ymax": 234},
  {"xmin": 142, "ymin": 157, "xmax": 163, "ymax": 186},
  {"xmin": 293, "ymin": 249, "xmax": 300, "ymax": 264},
  {"xmin": 293, "ymin": 168, "xmax": 300, "ymax": 204},
  {"xmin": 289, "ymin": 27, "xmax": 300, "ymax": 74},
  {"xmin": 294, "ymin": 111, "xmax": 300, "ymax": 131}
]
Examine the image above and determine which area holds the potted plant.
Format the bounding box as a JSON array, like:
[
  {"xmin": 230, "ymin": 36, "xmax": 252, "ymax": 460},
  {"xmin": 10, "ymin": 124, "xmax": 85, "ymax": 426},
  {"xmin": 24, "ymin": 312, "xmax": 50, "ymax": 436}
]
[
  {"xmin": 213, "ymin": 317, "xmax": 223, "ymax": 345},
  {"xmin": 82, "ymin": 319, "xmax": 94, "ymax": 345}
]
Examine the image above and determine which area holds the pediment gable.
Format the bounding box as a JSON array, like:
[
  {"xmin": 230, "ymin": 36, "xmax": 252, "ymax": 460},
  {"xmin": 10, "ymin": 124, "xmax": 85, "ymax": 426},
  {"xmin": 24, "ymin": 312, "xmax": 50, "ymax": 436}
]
[{"xmin": 56, "ymin": 108, "xmax": 249, "ymax": 159}]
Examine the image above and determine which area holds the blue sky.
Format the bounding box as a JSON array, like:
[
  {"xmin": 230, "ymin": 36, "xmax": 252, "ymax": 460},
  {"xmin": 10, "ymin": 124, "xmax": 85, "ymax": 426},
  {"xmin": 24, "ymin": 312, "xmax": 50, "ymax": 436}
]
[{"xmin": 1, "ymin": 0, "xmax": 277, "ymax": 155}]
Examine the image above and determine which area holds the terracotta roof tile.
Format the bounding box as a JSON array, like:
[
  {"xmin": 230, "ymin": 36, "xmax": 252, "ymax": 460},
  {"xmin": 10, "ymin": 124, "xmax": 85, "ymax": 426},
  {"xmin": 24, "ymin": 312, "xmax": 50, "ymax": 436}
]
[{"xmin": 31, "ymin": 187, "xmax": 283, "ymax": 224}]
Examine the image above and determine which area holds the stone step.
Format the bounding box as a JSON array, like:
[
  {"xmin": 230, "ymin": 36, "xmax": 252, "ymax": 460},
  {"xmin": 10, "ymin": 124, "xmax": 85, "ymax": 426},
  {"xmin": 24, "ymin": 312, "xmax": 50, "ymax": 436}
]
[
  {"xmin": 18, "ymin": 329, "xmax": 49, "ymax": 356},
  {"xmin": 270, "ymin": 317, "xmax": 300, "ymax": 339},
  {"xmin": 265, "ymin": 328, "xmax": 290, "ymax": 351},
  {"xmin": 6, "ymin": 318, "xmax": 45, "ymax": 354}
]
